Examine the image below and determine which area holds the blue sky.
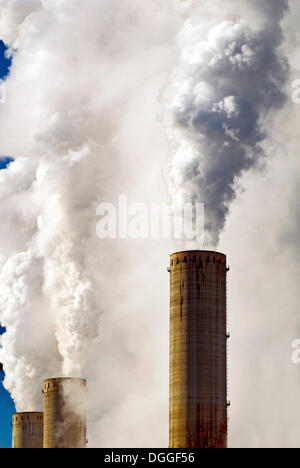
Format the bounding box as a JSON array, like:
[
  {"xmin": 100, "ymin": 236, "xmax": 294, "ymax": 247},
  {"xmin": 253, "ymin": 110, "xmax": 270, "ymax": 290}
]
[
  {"xmin": 0, "ymin": 327, "xmax": 15, "ymax": 449},
  {"xmin": 0, "ymin": 41, "xmax": 11, "ymax": 79},
  {"xmin": 0, "ymin": 383, "xmax": 15, "ymax": 448},
  {"xmin": 0, "ymin": 157, "xmax": 14, "ymax": 170},
  {"xmin": 0, "ymin": 40, "xmax": 15, "ymax": 449}
]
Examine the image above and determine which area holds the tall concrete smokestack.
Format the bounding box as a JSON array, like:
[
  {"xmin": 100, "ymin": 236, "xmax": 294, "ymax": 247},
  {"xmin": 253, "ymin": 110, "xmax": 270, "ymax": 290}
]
[
  {"xmin": 169, "ymin": 250, "xmax": 228, "ymax": 448},
  {"xmin": 12, "ymin": 412, "xmax": 43, "ymax": 448},
  {"xmin": 43, "ymin": 378, "xmax": 86, "ymax": 448}
]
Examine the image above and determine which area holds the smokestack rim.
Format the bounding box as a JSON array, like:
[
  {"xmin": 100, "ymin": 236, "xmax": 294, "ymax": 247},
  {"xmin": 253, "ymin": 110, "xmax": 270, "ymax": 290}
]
[
  {"xmin": 12, "ymin": 412, "xmax": 44, "ymax": 425},
  {"xmin": 43, "ymin": 377, "xmax": 86, "ymax": 394},
  {"xmin": 43, "ymin": 377, "xmax": 86, "ymax": 385},
  {"xmin": 170, "ymin": 249, "xmax": 226, "ymax": 258}
]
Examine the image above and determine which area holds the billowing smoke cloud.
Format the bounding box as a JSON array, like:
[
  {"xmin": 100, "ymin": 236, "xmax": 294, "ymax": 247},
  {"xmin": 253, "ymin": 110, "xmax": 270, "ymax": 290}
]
[
  {"xmin": 163, "ymin": 0, "xmax": 289, "ymax": 247},
  {"xmin": 0, "ymin": 0, "xmax": 174, "ymax": 411},
  {"xmin": 0, "ymin": 0, "xmax": 177, "ymax": 438}
]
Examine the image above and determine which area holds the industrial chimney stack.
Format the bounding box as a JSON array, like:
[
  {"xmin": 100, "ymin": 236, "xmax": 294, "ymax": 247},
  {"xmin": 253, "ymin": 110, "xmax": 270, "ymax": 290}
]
[
  {"xmin": 43, "ymin": 378, "xmax": 87, "ymax": 449},
  {"xmin": 169, "ymin": 250, "xmax": 228, "ymax": 448},
  {"xmin": 12, "ymin": 412, "xmax": 44, "ymax": 448}
]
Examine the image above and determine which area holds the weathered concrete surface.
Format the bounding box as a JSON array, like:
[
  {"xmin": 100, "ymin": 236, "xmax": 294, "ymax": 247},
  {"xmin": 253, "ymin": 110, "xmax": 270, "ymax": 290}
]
[
  {"xmin": 169, "ymin": 251, "xmax": 227, "ymax": 448},
  {"xmin": 43, "ymin": 378, "xmax": 86, "ymax": 449},
  {"xmin": 12, "ymin": 412, "xmax": 43, "ymax": 448}
]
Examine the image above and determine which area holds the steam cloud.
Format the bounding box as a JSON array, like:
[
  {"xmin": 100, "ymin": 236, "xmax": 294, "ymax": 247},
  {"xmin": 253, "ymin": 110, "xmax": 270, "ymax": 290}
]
[
  {"xmin": 163, "ymin": 0, "xmax": 289, "ymax": 247},
  {"xmin": 0, "ymin": 0, "xmax": 177, "ymax": 432},
  {"xmin": 0, "ymin": 0, "xmax": 142, "ymax": 410}
]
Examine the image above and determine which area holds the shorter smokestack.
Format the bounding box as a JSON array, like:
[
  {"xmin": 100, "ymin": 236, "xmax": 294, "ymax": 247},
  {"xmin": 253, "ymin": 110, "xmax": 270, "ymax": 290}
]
[
  {"xmin": 12, "ymin": 412, "xmax": 43, "ymax": 448},
  {"xmin": 43, "ymin": 378, "xmax": 86, "ymax": 449}
]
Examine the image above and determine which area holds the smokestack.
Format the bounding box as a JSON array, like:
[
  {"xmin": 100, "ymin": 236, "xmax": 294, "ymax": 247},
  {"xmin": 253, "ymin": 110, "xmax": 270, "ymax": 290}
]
[
  {"xmin": 169, "ymin": 250, "xmax": 228, "ymax": 448},
  {"xmin": 43, "ymin": 378, "xmax": 87, "ymax": 449},
  {"xmin": 12, "ymin": 412, "xmax": 43, "ymax": 448}
]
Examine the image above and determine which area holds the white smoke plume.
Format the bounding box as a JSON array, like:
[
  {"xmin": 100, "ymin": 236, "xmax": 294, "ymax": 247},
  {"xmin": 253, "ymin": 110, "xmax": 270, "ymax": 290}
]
[
  {"xmin": 0, "ymin": 0, "xmax": 174, "ymax": 411},
  {"xmin": 163, "ymin": 0, "xmax": 289, "ymax": 247},
  {"xmin": 0, "ymin": 0, "xmax": 178, "ymax": 432}
]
